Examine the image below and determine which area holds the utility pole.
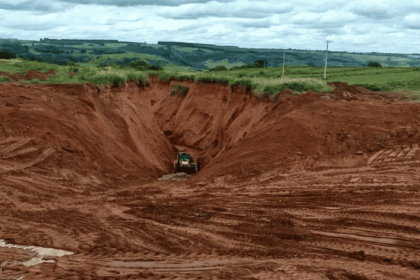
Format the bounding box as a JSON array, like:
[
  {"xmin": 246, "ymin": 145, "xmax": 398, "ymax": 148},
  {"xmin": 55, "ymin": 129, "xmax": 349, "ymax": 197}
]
[
  {"xmin": 324, "ymin": 40, "xmax": 333, "ymax": 79},
  {"xmin": 282, "ymin": 52, "xmax": 285, "ymax": 76}
]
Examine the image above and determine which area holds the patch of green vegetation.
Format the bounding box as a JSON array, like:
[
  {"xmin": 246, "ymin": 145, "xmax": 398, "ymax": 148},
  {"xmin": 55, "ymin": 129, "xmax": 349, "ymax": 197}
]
[
  {"xmin": 367, "ymin": 61, "xmax": 383, "ymax": 67},
  {"xmin": 352, "ymin": 83, "xmax": 382, "ymax": 91},
  {"xmin": 77, "ymin": 67, "xmax": 149, "ymax": 86},
  {"xmin": 195, "ymin": 75, "xmax": 230, "ymax": 84},
  {"xmin": 170, "ymin": 84, "xmax": 189, "ymax": 96},
  {"xmin": 29, "ymin": 78, "xmax": 41, "ymax": 84},
  {"xmin": 230, "ymin": 79, "xmax": 254, "ymax": 90},
  {"xmin": 0, "ymin": 59, "xmax": 59, "ymax": 74},
  {"xmin": 38, "ymin": 64, "xmax": 149, "ymax": 86},
  {"xmin": 0, "ymin": 50, "xmax": 17, "ymax": 59},
  {"xmin": 391, "ymin": 88, "xmax": 420, "ymax": 102},
  {"xmin": 130, "ymin": 60, "xmax": 149, "ymax": 70},
  {"xmin": 157, "ymin": 71, "xmax": 196, "ymax": 82},
  {"xmin": 263, "ymin": 79, "xmax": 330, "ymax": 99},
  {"xmin": 208, "ymin": 65, "xmax": 228, "ymax": 72},
  {"xmin": 2, "ymin": 58, "xmax": 420, "ymax": 103},
  {"xmin": 0, "ymin": 76, "xmax": 10, "ymax": 83},
  {"xmin": 163, "ymin": 63, "xmax": 192, "ymax": 72},
  {"xmin": 178, "ymin": 74, "xmax": 196, "ymax": 82},
  {"xmin": 85, "ymin": 52, "xmax": 167, "ymax": 68},
  {"xmin": 150, "ymin": 70, "xmax": 330, "ymax": 98},
  {"xmin": 150, "ymin": 70, "xmax": 178, "ymax": 82}
]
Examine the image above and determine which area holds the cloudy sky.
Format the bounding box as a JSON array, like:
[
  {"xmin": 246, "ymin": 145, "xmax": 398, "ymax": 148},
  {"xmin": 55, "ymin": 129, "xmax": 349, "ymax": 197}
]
[{"xmin": 1, "ymin": 0, "xmax": 419, "ymax": 54}]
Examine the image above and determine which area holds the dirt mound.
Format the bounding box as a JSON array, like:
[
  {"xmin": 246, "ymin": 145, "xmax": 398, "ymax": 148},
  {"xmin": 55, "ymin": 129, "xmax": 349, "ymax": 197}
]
[
  {"xmin": 0, "ymin": 70, "xmax": 57, "ymax": 82},
  {"xmin": 0, "ymin": 71, "xmax": 24, "ymax": 81},
  {"xmin": 1, "ymin": 74, "xmax": 420, "ymax": 279},
  {"xmin": 276, "ymin": 88, "xmax": 296, "ymax": 100},
  {"xmin": 325, "ymin": 81, "xmax": 408, "ymax": 101},
  {"xmin": 328, "ymin": 81, "xmax": 365, "ymax": 94},
  {"xmin": 23, "ymin": 70, "xmax": 56, "ymax": 81}
]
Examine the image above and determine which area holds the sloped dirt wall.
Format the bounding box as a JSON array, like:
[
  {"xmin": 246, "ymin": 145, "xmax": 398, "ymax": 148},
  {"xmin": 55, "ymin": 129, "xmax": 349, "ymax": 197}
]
[
  {"xmin": 150, "ymin": 79, "xmax": 276, "ymax": 167},
  {"xmin": 0, "ymin": 81, "xmax": 175, "ymax": 184}
]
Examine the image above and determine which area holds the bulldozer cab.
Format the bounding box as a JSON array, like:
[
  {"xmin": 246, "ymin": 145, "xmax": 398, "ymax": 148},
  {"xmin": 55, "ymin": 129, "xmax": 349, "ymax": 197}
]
[
  {"xmin": 178, "ymin": 153, "xmax": 191, "ymax": 162},
  {"xmin": 174, "ymin": 152, "xmax": 200, "ymax": 174}
]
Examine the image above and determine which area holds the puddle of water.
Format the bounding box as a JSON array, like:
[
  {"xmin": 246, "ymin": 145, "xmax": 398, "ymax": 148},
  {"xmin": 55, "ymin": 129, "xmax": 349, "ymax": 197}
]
[{"xmin": 0, "ymin": 239, "xmax": 73, "ymax": 267}]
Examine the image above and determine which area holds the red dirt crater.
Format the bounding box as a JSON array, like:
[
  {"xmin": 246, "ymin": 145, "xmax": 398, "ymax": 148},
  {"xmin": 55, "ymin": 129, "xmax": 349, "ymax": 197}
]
[{"xmin": 1, "ymin": 75, "xmax": 420, "ymax": 279}]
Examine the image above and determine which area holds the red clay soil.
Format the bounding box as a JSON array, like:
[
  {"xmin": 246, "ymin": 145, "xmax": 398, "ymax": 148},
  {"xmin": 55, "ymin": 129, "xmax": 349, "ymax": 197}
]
[
  {"xmin": 0, "ymin": 71, "xmax": 24, "ymax": 81},
  {"xmin": 0, "ymin": 69, "xmax": 56, "ymax": 81},
  {"xmin": 1, "ymin": 76, "xmax": 420, "ymax": 279}
]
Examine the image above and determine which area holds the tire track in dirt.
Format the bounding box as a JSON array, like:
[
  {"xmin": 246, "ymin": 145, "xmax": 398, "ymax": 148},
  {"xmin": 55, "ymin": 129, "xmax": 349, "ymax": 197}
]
[{"xmin": 1, "ymin": 80, "xmax": 420, "ymax": 278}]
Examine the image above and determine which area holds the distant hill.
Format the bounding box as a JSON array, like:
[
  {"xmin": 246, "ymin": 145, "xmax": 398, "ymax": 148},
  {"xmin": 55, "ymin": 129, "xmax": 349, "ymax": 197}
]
[{"xmin": 1, "ymin": 38, "xmax": 419, "ymax": 70}]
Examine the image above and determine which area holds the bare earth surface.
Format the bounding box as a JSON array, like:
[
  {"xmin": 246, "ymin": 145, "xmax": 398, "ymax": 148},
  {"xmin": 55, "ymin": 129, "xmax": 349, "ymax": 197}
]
[{"xmin": 1, "ymin": 72, "xmax": 420, "ymax": 279}]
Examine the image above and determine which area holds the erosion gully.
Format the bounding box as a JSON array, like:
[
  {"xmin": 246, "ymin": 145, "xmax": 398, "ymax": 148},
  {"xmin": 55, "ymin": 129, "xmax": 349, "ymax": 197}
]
[{"xmin": 0, "ymin": 72, "xmax": 420, "ymax": 279}]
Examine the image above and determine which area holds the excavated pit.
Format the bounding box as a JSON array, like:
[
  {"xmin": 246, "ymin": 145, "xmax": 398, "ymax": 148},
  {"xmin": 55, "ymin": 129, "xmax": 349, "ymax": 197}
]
[{"xmin": 1, "ymin": 71, "xmax": 420, "ymax": 279}]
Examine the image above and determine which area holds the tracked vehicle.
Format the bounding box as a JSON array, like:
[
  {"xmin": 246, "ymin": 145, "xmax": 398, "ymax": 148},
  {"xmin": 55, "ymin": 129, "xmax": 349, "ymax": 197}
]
[{"xmin": 174, "ymin": 152, "xmax": 201, "ymax": 174}]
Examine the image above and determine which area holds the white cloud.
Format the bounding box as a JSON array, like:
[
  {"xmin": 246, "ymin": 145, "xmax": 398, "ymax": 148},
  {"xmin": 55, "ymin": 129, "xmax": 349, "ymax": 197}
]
[
  {"xmin": 156, "ymin": 0, "xmax": 293, "ymax": 19},
  {"xmin": 0, "ymin": 0, "xmax": 71, "ymax": 13},
  {"xmin": 403, "ymin": 13, "xmax": 420, "ymax": 30},
  {"xmin": 291, "ymin": 10, "xmax": 358, "ymax": 29},
  {"xmin": 345, "ymin": 1, "xmax": 392, "ymax": 19},
  {"xmin": 0, "ymin": 0, "xmax": 419, "ymax": 53}
]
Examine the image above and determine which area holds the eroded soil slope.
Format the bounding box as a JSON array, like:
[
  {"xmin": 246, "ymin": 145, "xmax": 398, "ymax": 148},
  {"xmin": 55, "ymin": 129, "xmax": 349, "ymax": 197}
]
[
  {"xmin": 0, "ymin": 69, "xmax": 57, "ymax": 82},
  {"xmin": 1, "ymin": 75, "xmax": 420, "ymax": 279}
]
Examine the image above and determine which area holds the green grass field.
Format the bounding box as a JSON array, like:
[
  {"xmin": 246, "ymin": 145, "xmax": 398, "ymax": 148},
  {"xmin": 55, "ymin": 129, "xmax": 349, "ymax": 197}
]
[
  {"xmin": 1, "ymin": 58, "xmax": 419, "ymax": 102},
  {"xmin": 79, "ymin": 52, "xmax": 168, "ymax": 68}
]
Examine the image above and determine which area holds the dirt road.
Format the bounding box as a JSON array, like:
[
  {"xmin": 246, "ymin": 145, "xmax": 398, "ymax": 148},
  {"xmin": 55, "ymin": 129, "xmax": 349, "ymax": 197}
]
[{"xmin": 0, "ymin": 72, "xmax": 420, "ymax": 279}]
